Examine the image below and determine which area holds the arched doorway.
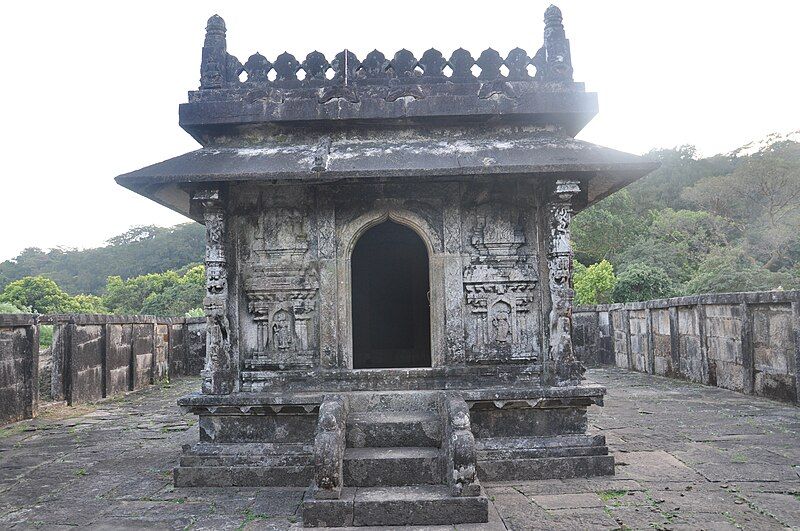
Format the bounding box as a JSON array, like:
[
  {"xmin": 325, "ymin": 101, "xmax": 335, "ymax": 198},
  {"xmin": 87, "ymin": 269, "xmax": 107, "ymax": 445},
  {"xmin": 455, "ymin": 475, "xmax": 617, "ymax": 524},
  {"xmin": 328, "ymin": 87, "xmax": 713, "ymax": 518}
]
[{"xmin": 351, "ymin": 220, "xmax": 431, "ymax": 369}]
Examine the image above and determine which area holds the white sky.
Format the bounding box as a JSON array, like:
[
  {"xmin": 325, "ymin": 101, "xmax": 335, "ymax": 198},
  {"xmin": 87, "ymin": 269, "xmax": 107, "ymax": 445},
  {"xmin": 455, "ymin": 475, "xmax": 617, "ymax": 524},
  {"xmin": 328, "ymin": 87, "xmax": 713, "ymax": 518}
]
[{"xmin": 1, "ymin": 1, "xmax": 798, "ymax": 262}]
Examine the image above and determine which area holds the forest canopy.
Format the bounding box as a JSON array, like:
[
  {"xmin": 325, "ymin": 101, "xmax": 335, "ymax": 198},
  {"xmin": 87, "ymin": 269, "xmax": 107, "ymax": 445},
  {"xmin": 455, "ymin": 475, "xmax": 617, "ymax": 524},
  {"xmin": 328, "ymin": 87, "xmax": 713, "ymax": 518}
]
[{"xmin": 572, "ymin": 138, "xmax": 800, "ymax": 304}]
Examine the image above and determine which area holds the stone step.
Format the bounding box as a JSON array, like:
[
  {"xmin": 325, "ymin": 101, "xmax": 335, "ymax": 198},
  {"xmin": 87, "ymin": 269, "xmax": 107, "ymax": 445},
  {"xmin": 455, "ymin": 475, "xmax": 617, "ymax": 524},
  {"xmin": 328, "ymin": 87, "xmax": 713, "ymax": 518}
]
[
  {"xmin": 343, "ymin": 446, "xmax": 442, "ymax": 487},
  {"xmin": 347, "ymin": 390, "xmax": 439, "ymax": 412},
  {"xmin": 303, "ymin": 485, "xmax": 489, "ymax": 527},
  {"xmin": 346, "ymin": 411, "xmax": 442, "ymax": 448}
]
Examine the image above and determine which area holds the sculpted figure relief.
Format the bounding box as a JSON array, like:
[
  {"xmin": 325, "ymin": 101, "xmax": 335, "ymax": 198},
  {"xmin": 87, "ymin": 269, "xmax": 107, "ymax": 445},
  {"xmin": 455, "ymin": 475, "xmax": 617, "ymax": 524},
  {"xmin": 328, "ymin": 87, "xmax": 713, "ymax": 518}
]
[{"xmin": 272, "ymin": 309, "xmax": 295, "ymax": 351}]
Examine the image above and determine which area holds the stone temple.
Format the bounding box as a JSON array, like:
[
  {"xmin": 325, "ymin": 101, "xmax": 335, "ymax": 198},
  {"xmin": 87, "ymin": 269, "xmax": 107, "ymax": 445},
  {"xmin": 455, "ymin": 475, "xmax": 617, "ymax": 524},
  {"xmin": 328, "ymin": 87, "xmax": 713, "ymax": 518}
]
[{"xmin": 116, "ymin": 6, "xmax": 657, "ymax": 526}]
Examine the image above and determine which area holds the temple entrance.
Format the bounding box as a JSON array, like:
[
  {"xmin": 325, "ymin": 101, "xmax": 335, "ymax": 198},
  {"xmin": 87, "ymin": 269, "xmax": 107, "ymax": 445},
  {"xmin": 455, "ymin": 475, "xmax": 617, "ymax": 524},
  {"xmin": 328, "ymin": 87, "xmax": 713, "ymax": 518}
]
[{"xmin": 352, "ymin": 221, "xmax": 431, "ymax": 369}]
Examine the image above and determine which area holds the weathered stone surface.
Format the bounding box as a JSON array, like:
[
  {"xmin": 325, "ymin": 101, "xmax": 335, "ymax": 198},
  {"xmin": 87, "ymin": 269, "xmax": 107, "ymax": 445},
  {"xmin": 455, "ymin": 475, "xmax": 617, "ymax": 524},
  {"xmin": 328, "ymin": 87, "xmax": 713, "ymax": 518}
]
[
  {"xmin": 105, "ymin": 323, "xmax": 133, "ymax": 395},
  {"xmin": 343, "ymin": 446, "xmax": 442, "ymax": 487},
  {"xmin": 131, "ymin": 323, "xmax": 155, "ymax": 390},
  {"xmin": 68, "ymin": 324, "xmax": 105, "ymax": 404},
  {"xmin": 302, "ymin": 487, "xmax": 354, "ymax": 527}
]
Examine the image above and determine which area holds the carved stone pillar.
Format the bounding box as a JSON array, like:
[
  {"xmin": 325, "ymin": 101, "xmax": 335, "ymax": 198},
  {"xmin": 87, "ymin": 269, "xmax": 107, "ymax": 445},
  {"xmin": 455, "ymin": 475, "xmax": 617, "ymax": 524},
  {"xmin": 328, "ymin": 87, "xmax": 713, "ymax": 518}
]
[
  {"xmin": 545, "ymin": 179, "xmax": 584, "ymax": 386},
  {"xmin": 196, "ymin": 189, "xmax": 234, "ymax": 395}
]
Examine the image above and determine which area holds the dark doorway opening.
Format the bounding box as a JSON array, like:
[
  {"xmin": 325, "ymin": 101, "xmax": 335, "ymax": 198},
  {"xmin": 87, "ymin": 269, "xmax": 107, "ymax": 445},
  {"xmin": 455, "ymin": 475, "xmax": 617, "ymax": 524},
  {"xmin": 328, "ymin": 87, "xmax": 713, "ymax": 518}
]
[{"xmin": 352, "ymin": 221, "xmax": 431, "ymax": 369}]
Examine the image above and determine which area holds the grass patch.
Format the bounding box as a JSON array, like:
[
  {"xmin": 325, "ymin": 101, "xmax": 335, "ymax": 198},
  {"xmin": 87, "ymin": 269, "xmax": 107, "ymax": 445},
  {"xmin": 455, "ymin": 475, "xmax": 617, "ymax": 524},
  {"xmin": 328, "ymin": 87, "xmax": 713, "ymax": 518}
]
[
  {"xmin": 731, "ymin": 453, "xmax": 747, "ymax": 463},
  {"xmin": 238, "ymin": 508, "xmax": 270, "ymax": 530},
  {"xmin": 599, "ymin": 489, "xmax": 628, "ymax": 502},
  {"xmin": 0, "ymin": 424, "xmax": 27, "ymax": 438},
  {"xmin": 76, "ymin": 468, "xmax": 87, "ymax": 477}
]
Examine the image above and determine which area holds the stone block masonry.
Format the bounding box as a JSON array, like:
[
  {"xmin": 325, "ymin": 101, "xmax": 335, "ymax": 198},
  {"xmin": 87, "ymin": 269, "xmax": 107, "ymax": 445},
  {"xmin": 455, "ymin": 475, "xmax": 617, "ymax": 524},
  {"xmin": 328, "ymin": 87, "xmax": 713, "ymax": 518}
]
[
  {"xmin": 0, "ymin": 314, "xmax": 39, "ymax": 425},
  {"xmin": 574, "ymin": 291, "xmax": 800, "ymax": 404},
  {"xmin": 0, "ymin": 313, "xmax": 206, "ymax": 426}
]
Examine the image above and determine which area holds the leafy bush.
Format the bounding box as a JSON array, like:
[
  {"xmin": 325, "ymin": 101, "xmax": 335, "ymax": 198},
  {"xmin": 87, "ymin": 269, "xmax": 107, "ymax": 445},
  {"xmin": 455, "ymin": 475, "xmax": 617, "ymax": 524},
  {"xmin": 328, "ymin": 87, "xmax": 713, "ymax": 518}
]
[
  {"xmin": 612, "ymin": 263, "xmax": 674, "ymax": 303},
  {"xmin": 0, "ymin": 301, "xmax": 28, "ymax": 313},
  {"xmin": 684, "ymin": 248, "xmax": 798, "ymax": 294},
  {"xmin": 104, "ymin": 265, "xmax": 204, "ymax": 317},
  {"xmin": 39, "ymin": 325, "xmax": 53, "ymax": 349},
  {"xmin": 574, "ymin": 260, "xmax": 616, "ymax": 305}
]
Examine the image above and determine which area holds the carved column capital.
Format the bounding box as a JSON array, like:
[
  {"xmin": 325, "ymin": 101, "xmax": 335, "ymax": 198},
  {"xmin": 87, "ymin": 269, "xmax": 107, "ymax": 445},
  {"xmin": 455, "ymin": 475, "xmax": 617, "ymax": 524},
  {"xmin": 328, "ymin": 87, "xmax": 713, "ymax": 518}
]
[{"xmin": 545, "ymin": 179, "xmax": 585, "ymax": 386}]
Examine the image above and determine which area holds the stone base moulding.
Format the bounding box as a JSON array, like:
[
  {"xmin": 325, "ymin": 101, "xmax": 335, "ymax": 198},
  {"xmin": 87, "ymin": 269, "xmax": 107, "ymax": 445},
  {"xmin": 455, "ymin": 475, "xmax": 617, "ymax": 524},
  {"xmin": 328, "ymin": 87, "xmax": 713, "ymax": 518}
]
[{"xmin": 174, "ymin": 383, "xmax": 610, "ymax": 527}]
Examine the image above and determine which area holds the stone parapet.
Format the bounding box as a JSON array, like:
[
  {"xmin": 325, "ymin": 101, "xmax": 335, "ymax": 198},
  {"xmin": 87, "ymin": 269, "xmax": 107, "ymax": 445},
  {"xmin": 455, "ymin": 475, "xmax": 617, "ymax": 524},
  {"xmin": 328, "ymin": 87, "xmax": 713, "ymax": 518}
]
[
  {"xmin": 0, "ymin": 313, "xmax": 207, "ymax": 425},
  {"xmin": 574, "ymin": 290, "xmax": 800, "ymax": 404},
  {"xmin": 0, "ymin": 314, "xmax": 39, "ymax": 425}
]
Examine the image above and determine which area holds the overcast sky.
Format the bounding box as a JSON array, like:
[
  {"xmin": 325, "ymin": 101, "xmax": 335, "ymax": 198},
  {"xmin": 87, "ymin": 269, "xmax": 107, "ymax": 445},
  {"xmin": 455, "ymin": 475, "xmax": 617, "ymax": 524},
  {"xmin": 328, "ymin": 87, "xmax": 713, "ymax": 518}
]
[{"xmin": 1, "ymin": 1, "xmax": 798, "ymax": 262}]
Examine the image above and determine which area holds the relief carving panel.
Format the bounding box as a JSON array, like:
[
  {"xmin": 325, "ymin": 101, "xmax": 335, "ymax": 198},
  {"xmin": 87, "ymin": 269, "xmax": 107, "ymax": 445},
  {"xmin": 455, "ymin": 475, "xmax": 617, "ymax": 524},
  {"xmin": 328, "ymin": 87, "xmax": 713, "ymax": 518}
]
[
  {"xmin": 242, "ymin": 191, "xmax": 320, "ymax": 370},
  {"xmin": 462, "ymin": 187, "xmax": 539, "ymax": 364}
]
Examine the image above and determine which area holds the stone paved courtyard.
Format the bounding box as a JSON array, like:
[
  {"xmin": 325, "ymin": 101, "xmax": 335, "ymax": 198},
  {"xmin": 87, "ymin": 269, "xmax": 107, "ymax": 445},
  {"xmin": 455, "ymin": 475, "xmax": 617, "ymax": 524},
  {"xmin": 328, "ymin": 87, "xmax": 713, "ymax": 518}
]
[{"xmin": 0, "ymin": 368, "xmax": 798, "ymax": 530}]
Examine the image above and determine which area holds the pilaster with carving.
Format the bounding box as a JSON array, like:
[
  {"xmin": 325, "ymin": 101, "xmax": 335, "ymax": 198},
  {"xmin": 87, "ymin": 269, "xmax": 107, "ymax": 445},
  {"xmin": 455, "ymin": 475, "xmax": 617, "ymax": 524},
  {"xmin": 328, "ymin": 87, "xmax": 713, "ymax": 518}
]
[
  {"xmin": 196, "ymin": 189, "xmax": 234, "ymax": 394},
  {"xmin": 545, "ymin": 180, "xmax": 584, "ymax": 386}
]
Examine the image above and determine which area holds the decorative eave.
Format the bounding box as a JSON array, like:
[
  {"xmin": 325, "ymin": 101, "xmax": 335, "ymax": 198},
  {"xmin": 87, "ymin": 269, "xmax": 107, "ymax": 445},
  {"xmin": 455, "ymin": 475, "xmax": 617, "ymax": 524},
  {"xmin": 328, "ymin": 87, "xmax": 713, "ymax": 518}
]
[{"xmin": 115, "ymin": 129, "xmax": 659, "ymax": 221}]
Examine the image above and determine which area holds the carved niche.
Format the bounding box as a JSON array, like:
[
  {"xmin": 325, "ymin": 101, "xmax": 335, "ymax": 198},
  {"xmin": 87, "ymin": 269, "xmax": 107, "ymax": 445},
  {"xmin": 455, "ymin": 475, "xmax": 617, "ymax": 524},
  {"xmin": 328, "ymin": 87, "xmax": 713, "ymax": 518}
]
[
  {"xmin": 462, "ymin": 191, "xmax": 538, "ymax": 363},
  {"xmin": 243, "ymin": 199, "xmax": 319, "ymax": 370}
]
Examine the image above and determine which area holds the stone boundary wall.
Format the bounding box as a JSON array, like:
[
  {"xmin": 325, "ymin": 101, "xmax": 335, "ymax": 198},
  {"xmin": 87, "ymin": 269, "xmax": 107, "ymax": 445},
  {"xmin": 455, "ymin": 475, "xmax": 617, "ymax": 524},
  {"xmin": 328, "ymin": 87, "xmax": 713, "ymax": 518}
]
[
  {"xmin": 0, "ymin": 314, "xmax": 39, "ymax": 425},
  {"xmin": 0, "ymin": 314, "xmax": 207, "ymax": 424},
  {"xmin": 574, "ymin": 291, "xmax": 800, "ymax": 404}
]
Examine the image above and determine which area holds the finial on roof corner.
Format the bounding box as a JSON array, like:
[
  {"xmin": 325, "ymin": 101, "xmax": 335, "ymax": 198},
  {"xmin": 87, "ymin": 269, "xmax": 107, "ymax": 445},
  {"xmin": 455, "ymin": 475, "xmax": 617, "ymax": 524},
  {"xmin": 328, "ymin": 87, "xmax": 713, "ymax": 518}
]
[
  {"xmin": 534, "ymin": 3, "xmax": 573, "ymax": 83},
  {"xmin": 207, "ymin": 14, "xmax": 226, "ymax": 30},
  {"xmin": 544, "ymin": 4, "xmax": 563, "ymax": 22},
  {"xmin": 201, "ymin": 14, "xmax": 230, "ymax": 89}
]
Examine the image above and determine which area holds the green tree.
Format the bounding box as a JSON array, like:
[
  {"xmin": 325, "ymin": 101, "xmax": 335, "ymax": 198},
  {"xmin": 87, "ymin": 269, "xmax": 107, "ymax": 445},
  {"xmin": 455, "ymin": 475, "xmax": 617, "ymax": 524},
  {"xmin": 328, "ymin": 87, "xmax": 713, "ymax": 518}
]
[
  {"xmin": 574, "ymin": 260, "xmax": 617, "ymax": 305},
  {"xmin": 614, "ymin": 209, "xmax": 737, "ymax": 287},
  {"xmin": 103, "ymin": 271, "xmax": 182, "ymax": 314},
  {"xmin": 102, "ymin": 265, "xmax": 204, "ymax": 317},
  {"xmin": 683, "ymin": 248, "xmax": 798, "ymax": 294},
  {"xmin": 68, "ymin": 294, "xmax": 107, "ymax": 314},
  {"xmin": 0, "ymin": 222, "xmax": 205, "ymax": 295},
  {"xmin": 612, "ymin": 263, "xmax": 673, "ymax": 303},
  {"xmin": 572, "ymin": 191, "xmax": 650, "ymax": 265},
  {"xmin": 140, "ymin": 266, "xmax": 205, "ymax": 317},
  {"xmin": 0, "ymin": 276, "xmax": 76, "ymax": 313}
]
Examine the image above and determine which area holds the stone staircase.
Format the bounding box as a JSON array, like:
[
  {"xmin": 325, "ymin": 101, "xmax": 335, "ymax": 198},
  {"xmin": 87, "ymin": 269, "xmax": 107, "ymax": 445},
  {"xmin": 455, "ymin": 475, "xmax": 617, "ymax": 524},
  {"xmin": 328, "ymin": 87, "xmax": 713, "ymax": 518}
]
[{"xmin": 303, "ymin": 391, "xmax": 489, "ymax": 527}]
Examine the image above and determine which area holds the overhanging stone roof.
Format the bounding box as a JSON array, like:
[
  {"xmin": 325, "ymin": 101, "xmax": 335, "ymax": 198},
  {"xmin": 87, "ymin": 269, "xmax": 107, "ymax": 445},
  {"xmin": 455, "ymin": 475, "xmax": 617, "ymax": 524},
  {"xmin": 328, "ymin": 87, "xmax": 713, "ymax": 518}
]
[
  {"xmin": 116, "ymin": 129, "xmax": 657, "ymax": 220},
  {"xmin": 116, "ymin": 5, "xmax": 659, "ymax": 221}
]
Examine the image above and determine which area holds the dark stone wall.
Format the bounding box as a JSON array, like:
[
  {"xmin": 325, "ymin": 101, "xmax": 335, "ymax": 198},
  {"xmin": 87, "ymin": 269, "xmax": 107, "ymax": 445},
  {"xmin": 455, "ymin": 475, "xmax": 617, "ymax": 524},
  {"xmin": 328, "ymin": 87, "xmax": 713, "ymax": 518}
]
[
  {"xmin": 154, "ymin": 324, "xmax": 169, "ymax": 382},
  {"xmin": 106, "ymin": 324, "xmax": 133, "ymax": 396},
  {"xmin": 574, "ymin": 291, "xmax": 800, "ymax": 404},
  {"xmin": 0, "ymin": 315, "xmax": 39, "ymax": 425},
  {"xmin": 68, "ymin": 324, "xmax": 105, "ymax": 404},
  {"xmin": 186, "ymin": 321, "xmax": 207, "ymax": 375}
]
